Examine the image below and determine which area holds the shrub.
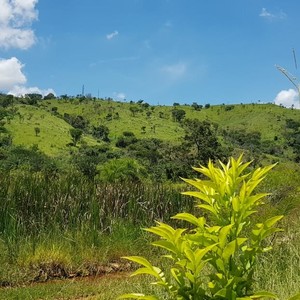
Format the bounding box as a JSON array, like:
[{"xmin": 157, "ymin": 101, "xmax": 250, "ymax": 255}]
[
  {"xmin": 97, "ymin": 158, "xmax": 147, "ymax": 183},
  {"xmin": 119, "ymin": 156, "xmax": 295, "ymax": 299}
]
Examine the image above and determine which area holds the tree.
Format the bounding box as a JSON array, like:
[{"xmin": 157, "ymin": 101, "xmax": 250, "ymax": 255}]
[
  {"xmin": 92, "ymin": 125, "xmax": 110, "ymax": 142},
  {"xmin": 44, "ymin": 93, "xmax": 56, "ymax": 100},
  {"xmin": 116, "ymin": 132, "xmax": 138, "ymax": 148},
  {"xmin": 25, "ymin": 93, "xmax": 42, "ymax": 105},
  {"xmin": 69, "ymin": 128, "xmax": 83, "ymax": 146},
  {"xmin": 172, "ymin": 109, "xmax": 186, "ymax": 122},
  {"xmin": 0, "ymin": 145, "xmax": 57, "ymax": 173},
  {"xmin": 34, "ymin": 127, "xmax": 40, "ymax": 136},
  {"xmin": 223, "ymin": 129, "xmax": 261, "ymax": 153},
  {"xmin": 129, "ymin": 106, "xmax": 139, "ymax": 117},
  {"xmin": 128, "ymin": 138, "xmax": 162, "ymax": 165},
  {"xmin": 71, "ymin": 145, "xmax": 110, "ymax": 179},
  {"xmin": 66, "ymin": 115, "xmax": 89, "ymax": 131},
  {"xmin": 0, "ymin": 94, "xmax": 14, "ymax": 107},
  {"xmin": 182, "ymin": 119, "xmax": 226, "ymax": 165},
  {"xmin": 191, "ymin": 102, "xmax": 202, "ymax": 111},
  {"xmin": 51, "ymin": 107, "xmax": 58, "ymax": 114}
]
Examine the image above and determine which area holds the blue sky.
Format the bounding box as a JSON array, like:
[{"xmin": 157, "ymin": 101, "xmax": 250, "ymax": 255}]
[{"xmin": 1, "ymin": 0, "xmax": 300, "ymax": 107}]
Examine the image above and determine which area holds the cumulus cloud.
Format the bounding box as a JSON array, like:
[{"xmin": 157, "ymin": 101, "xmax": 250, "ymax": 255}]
[
  {"xmin": 0, "ymin": 0, "xmax": 38, "ymax": 49},
  {"xmin": 0, "ymin": 2, "xmax": 54, "ymax": 97},
  {"xmin": 8, "ymin": 85, "xmax": 56, "ymax": 97},
  {"xmin": 259, "ymin": 8, "xmax": 286, "ymax": 21},
  {"xmin": 106, "ymin": 30, "xmax": 119, "ymax": 40},
  {"xmin": 0, "ymin": 57, "xmax": 55, "ymax": 97},
  {"xmin": 274, "ymin": 89, "xmax": 300, "ymax": 109},
  {"xmin": 161, "ymin": 62, "xmax": 187, "ymax": 80},
  {"xmin": 0, "ymin": 57, "xmax": 26, "ymax": 89},
  {"xmin": 113, "ymin": 92, "xmax": 126, "ymax": 101}
]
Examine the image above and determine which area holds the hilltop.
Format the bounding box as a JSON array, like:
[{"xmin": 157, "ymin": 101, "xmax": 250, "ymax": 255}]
[
  {"xmin": 3, "ymin": 98, "xmax": 300, "ymax": 157},
  {"xmin": 0, "ymin": 95, "xmax": 300, "ymax": 181}
]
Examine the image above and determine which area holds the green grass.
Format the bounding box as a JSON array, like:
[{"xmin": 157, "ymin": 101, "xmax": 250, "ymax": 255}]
[
  {"xmin": 0, "ymin": 273, "xmax": 160, "ymax": 300},
  {"xmin": 6, "ymin": 105, "xmax": 72, "ymax": 157},
  {"xmin": 254, "ymin": 215, "xmax": 300, "ymax": 299},
  {"xmin": 1, "ymin": 218, "xmax": 299, "ymax": 300},
  {"xmin": 0, "ymin": 170, "xmax": 194, "ymax": 288},
  {"xmin": 6, "ymin": 100, "xmax": 300, "ymax": 158},
  {"xmin": 0, "ymin": 179, "xmax": 299, "ymax": 299}
]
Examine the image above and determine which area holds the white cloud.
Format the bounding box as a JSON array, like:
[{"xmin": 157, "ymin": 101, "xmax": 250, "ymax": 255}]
[
  {"xmin": 161, "ymin": 62, "xmax": 187, "ymax": 80},
  {"xmin": 113, "ymin": 92, "xmax": 126, "ymax": 101},
  {"xmin": 274, "ymin": 89, "xmax": 300, "ymax": 109},
  {"xmin": 0, "ymin": 0, "xmax": 38, "ymax": 49},
  {"xmin": 0, "ymin": 27, "xmax": 36, "ymax": 49},
  {"xmin": 0, "ymin": 2, "xmax": 51, "ymax": 97},
  {"xmin": 8, "ymin": 85, "xmax": 56, "ymax": 97},
  {"xmin": 106, "ymin": 30, "xmax": 119, "ymax": 40},
  {"xmin": 0, "ymin": 57, "xmax": 55, "ymax": 97},
  {"xmin": 259, "ymin": 8, "xmax": 286, "ymax": 21},
  {"xmin": 0, "ymin": 57, "xmax": 26, "ymax": 89}
]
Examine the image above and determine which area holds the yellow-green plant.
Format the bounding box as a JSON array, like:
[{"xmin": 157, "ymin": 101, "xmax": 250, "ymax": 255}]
[{"xmin": 119, "ymin": 156, "xmax": 287, "ymax": 300}]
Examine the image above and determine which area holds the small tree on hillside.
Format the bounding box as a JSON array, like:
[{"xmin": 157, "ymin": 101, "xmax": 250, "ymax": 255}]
[
  {"xmin": 172, "ymin": 109, "xmax": 186, "ymax": 122},
  {"xmin": 92, "ymin": 125, "xmax": 110, "ymax": 142},
  {"xmin": 129, "ymin": 106, "xmax": 139, "ymax": 117},
  {"xmin": 70, "ymin": 128, "xmax": 83, "ymax": 146},
  {"xmin": 182, "ymin": 119, "xmax": 226, "ymax": 165},
  {"xmin": 34, "ymin": 127, "xmax": 40, "ymax": 136}
]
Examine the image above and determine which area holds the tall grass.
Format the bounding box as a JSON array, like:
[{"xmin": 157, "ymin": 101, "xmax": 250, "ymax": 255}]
[
  {"xmin": 0, "ymin": 170, "xmax": 194, "ymax": 284},
  {"xmin": 0, "ymin": 170, "xmax": 193, "ymax": 234}
]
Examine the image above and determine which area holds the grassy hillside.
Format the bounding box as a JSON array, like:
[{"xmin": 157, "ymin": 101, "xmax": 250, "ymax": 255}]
[{"xmin": 4, "ymin": 99, "xmax": 300, "ymax": 157}]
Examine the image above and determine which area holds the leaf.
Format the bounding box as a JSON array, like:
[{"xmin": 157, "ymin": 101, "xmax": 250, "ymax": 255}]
[
  {"xmin": 245, "ymin": 193, "xmax": 269, "ymax": 208},
  {"xmin": 232, "ymin": 196, "xmax": 240, "ymax": 212},
  {"xmin": 151, "ymin": 240, "xmax": 178, "ymax": 254},
  {"xmin": 213, "ymin": 288, "xmax": 227, "ymax": 297},
  {"xmin": 172, "ymin": 212, "xmax": 205, "ymax": 227},
  {"xmin": 223, "ymin": 238, "xmax": 247, "ymax": 262},
  {"xmin": 131, "ymin": 267, "xmax": 163, "ymax": 279},
  {"xmin": 123, "ymin": 256, "xmax": 154, "ymax": 269},
  {"xmin": 123, "ymin": 256, "xmax": 165, "ymax": 281},
  {"xmin": 197, "ymin": 204, "xmax": 219, "ymax": 218},
  {"xmin": 184, "ymin": 248, "xmax": 195, "ymax": 265},
  {"xmin": 219, "ymin": 224, "xmax": 233, "ymax": 249},
  {"xmin": 145, "ymin": 222, "xmax": 175, "ymax": 240},
  {"xmin": 249, "ymin": 290, "xmax": 278, "ymax": 299},
  {"xmin": 182, "ymin": 191, "xmax": 213, "ymax": 204},
  {"xmin": 215, "ymin": 258, "xmax": 225, "ymax": 272},
  {"xmin": 265, "ymin": 215, "xmax": 284, "ymax": 228},
  {"xmin": 207, "ymin": 226, "xmax": 221, "ymax": 233},
  {"xmin": 171, "ymin": 267, "xmax": 184, "ymax": 285}
]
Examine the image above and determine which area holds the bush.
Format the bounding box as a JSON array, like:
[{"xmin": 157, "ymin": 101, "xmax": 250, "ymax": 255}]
[
  {"xmin": 97, "ymin": 158, "xmax": 148, "ymax": 183},
  {"xmin": 119, "ymin": 156, "xmax": 293, "ymax": 299}
]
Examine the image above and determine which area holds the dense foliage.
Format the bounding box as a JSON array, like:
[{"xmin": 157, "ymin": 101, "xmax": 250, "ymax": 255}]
[{"xmin": 119, "ymin": 157, "xmax": 299, "ymax": 300}]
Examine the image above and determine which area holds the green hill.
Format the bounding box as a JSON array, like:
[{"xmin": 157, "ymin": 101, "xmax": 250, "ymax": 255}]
[{"xmin": 4, "ymin": 99, "xmax": 299, "ymax": 157}]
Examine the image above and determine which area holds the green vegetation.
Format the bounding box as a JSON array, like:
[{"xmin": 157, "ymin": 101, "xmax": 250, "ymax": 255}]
[
  {"xmin": 119, "ymin": 156, "xmax": 294, "ymax": 299},
  {"xmin": 0, "ymin": 93, "xmax": 299, "ymax": 298}
]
